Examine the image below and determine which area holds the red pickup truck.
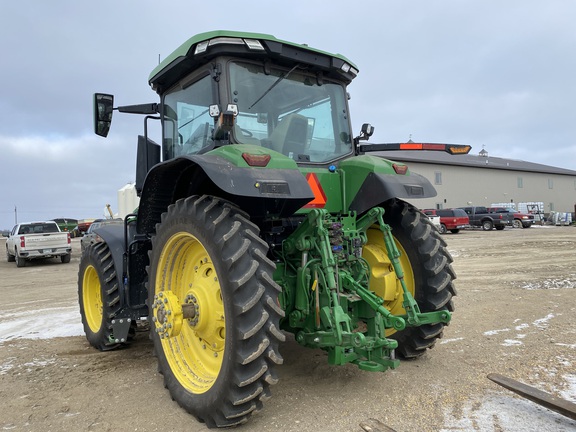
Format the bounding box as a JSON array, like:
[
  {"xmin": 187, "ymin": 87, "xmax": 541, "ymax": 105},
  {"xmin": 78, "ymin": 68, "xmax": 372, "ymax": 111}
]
[
  {"xmin": 487, "ymin": 207, "xmax": 535, "ymax": 228},
  {"xmin": 422, "ymin": 208, "xmax": 470, "ymax": 234}
]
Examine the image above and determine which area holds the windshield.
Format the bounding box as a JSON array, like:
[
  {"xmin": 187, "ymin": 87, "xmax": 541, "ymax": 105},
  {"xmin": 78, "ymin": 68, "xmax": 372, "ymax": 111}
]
[{"xmin": 229, "ymin": 61, "xmax": 353, "ymax": 163}]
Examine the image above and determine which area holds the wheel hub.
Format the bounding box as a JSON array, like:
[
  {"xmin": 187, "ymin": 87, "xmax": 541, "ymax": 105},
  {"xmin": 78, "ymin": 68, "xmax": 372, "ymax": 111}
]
[{"xmin": 152, "ymin": 290, "xmax": 184, "ymax": 339}]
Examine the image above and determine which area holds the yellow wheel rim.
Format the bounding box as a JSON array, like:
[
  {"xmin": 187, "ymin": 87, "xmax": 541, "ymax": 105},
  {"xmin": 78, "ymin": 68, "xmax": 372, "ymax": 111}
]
[
  {"xmin": 83, "ymin": 264, "xmax": 103, "ymax": 333},
  {"xmin": 154, "ymin": 232, "xmax": 225, "ymax": 394},
  {"xmin": 362, "ymin": 227, "xmax": 415, "ymax": 336}
]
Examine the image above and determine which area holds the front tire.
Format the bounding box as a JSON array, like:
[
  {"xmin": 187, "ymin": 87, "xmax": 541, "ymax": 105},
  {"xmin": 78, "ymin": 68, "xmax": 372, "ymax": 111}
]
[
  {"xmin": 148, "ymin": 195, "xmax": 284, "ymax": 428},
  {"xmin": 380, "ymin": 199, "xmax": 456, "ymax": 358},
  {"xmin": 78, "ymin": 243, "xmax": 122, "ymax": 351}
]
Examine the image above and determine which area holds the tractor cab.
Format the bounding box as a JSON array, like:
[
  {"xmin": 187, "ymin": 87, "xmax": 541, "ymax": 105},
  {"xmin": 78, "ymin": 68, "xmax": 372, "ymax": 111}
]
[
  {"xmin": 160, "ymin": 58, "xmax": 354, "ymax": 164},
  {"xmin": 95, "ymin": 31, "xmax": 366, "ymax": 166}
]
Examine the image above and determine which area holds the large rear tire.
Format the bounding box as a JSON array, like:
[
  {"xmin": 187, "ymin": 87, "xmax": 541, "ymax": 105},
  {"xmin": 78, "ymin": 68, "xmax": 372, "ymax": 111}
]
[
  {"xmin": 148, "ymin": 195, "xmax": 284, "ymax": 428},
  {"xmin": 78, "ymin": 243, "xmax": 122, "ymax": 351},
  {"xmin": 374, "ymin": 199, "xmax": 456, "ymax": 358}
]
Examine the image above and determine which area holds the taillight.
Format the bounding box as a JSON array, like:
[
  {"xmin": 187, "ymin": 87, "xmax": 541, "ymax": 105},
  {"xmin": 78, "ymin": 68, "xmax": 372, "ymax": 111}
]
[
  {"xmin": 20, "ymin": 236, "xmax": 25, "ymax": 248},
  {"xmin": 392, "ymin": 163, "xmax": 408, "ymax": 175},
  {"xmin": 67, "ymin": 233, "xmax": 71, "ymax": 244},
  {"xmin": 242, "ymin": 153, "xmax": 271, "ymax": 167}
]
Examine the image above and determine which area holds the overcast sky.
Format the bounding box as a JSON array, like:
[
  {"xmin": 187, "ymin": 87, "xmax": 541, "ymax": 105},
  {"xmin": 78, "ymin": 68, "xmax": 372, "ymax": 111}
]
[{"xmin": 1, "ymin": 0, "xmax": 575, "ymax": 230}]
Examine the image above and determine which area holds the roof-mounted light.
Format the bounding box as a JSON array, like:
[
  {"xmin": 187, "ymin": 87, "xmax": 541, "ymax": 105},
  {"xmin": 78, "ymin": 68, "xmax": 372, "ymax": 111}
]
[
  {"xmin": 194, "ymin": 40, "xmax": 210, "ymax": 55},
  {"xmin": 243, "ymin": 39, "xmax": 265, "ymax": 50},
  {"xmin": 195, "ymin": 37, "xmax": 265, "ymax": 55},
  {"xmin": 341, "ymin": 63, "xmax": 351, "ymax": 73}
]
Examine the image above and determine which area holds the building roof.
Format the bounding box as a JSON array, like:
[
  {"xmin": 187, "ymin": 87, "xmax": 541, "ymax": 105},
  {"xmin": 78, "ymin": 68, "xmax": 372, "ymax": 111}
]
[{"xmin": 372, "ymin": 149, "xmax": 576, "ymax": 176}]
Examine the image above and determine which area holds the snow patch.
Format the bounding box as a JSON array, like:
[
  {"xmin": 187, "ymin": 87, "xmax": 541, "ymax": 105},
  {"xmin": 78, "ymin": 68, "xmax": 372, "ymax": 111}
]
[
  {"xmin": 442, "ymin": 392, "xmax": 576, "ymax": 431},
  {"xmin": 521, "ymin": 278, "xmax": 575, "ymax": 290},
  {"xmin": 533, "ymin": 313, "xmax": 555, "ymax": 329},
  {"xmin": 483, "ymin": 328, "xmax": 510, "ymax": 336},
  {"xmin": 0, "ymin": 305, "xmax": 84, "ymax": 342},
  {"xmin": 502, "ymin": 339, "xmax": 523, "ymax": 346},
  {"xmin": 440, "ymin": 337, "xmax": 464, "ymax": 344}
]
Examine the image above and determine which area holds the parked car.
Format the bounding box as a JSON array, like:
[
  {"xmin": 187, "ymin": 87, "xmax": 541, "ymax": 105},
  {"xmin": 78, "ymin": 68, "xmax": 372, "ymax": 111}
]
[
  {"xmin": 422, "ymin": 208, "xmax": 470, "ymax": 234},
  {"xmin": 458, "ymin": 206, "xmax": 513, "ymax": 231},
  {"xmin": 487, "ymin": 207, "xmax": 535, "ymax": 229},
  {"xmin": 6, "ymin": 221, "xmax": 71, "ymax": 267},
  {"xmin": 80, "ymin": 219, "xmax": 124, "ymax": 252}
]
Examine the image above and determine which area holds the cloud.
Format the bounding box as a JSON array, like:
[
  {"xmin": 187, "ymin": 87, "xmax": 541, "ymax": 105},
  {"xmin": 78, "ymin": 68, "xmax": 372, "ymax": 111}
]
[
  {"xmin": 1, "ymin": 0, "xmax": 575, "ymax": 229},
  {"xmin": 0, "ymin": 133, "xmax": 137, "ymax": 229}
]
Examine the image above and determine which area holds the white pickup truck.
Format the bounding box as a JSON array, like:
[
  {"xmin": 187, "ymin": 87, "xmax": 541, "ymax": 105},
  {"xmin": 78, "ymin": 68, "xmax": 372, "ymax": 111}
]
[{"xmin": 6, "ymin": 221, "xmax": 72, "ymax": 267}]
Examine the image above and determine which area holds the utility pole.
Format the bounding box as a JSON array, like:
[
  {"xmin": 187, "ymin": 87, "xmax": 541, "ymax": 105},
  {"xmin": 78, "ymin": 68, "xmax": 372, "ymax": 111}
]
[{"xmin": 14, "ymin": 206, "xmax": 17, "ymax": 225}]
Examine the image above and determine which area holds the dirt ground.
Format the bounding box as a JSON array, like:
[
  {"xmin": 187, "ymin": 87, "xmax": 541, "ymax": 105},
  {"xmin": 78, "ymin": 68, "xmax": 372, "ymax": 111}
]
[{"xmin": 1, "ymin": 226, "xmax": 575, "ymax": 432}]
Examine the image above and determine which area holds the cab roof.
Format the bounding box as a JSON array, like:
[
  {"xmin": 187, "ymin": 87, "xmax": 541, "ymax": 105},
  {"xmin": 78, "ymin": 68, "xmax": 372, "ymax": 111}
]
[{"xmin": 149, "ymin": 30, "xmax": 359, "ymax": 93}]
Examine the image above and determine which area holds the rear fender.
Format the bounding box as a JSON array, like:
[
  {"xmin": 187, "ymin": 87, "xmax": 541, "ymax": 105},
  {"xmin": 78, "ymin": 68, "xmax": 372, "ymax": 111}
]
[
  {"xmin": 137, "ymin": 147, "xmax": 314, "ymax": 234},
  {"xmin": 339, "ymin": 155, "xmax": 436, "ymax": 214},
  {"xmin": 349, "ymin": 172, "xmax": 436, "ymax": 214}
]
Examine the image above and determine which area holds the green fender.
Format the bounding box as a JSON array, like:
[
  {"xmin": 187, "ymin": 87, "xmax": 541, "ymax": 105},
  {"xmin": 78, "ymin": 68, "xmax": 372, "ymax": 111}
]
[
  {"xmin": 136, "ymin": 145, "xmax": 314, "ymax": 233},
  {"xmin": 340, "ymin": 155, "xmax": 437, "ymax": 214}
]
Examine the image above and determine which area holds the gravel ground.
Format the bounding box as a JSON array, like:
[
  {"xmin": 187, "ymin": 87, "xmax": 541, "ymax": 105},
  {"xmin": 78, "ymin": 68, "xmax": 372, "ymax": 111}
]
[{"xmin": 0, "ymin": 226, "xmax": 575, "ymax": 432}]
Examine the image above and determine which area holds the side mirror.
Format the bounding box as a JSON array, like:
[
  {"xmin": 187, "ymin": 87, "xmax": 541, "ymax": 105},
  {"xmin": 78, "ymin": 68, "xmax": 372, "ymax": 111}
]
[{"xmin": 94, "ymin": 93, "xmax": 114, "ymax": 137}]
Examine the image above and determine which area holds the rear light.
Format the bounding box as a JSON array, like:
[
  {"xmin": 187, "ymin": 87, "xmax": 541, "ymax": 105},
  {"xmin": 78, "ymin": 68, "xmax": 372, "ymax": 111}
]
[
  {"xmin": 392, "ymin": 163, "xmax": 408, "ymax": 175},
  {"xmin": 242, "ymin": 153, "xmax": 271, "ymax": 167},
  {"xmin": 20, "ymin": 236, "xmax": 25, "ymax": 248},
  {"xmin": 67, "ymin": 233, "xmax": 71, "ymax": 244}
]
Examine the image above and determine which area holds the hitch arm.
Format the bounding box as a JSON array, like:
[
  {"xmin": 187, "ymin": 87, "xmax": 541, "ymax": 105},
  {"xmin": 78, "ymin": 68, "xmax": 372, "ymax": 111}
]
[{"xmin": 376, "ymin": 210, "xmax": 451, "ymax": 326}]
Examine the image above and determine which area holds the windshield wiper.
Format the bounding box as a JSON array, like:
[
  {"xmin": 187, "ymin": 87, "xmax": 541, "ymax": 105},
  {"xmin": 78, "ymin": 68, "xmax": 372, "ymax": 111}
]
[{"xmin": 248, "ymin": 64, "xmax": 302, "ymax": 110}]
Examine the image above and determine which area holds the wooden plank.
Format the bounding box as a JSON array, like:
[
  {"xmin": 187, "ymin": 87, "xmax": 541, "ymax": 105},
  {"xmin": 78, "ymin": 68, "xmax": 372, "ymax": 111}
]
[{"xmin": 487, "ymin": 373, "xmax": 576, "ymax": 421}]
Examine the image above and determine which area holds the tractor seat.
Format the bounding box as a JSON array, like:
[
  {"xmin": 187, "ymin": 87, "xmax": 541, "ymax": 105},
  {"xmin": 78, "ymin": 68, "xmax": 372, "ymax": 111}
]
[{"xmin": 269, "ymin": 114, "xmax": 308, "ymax": 158}]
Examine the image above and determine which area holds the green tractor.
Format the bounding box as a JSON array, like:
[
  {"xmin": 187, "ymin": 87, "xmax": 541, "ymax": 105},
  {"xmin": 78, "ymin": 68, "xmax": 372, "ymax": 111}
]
[{"xmin": 81, "ymin": 30, "xmax": 470, "ymax": 427}]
